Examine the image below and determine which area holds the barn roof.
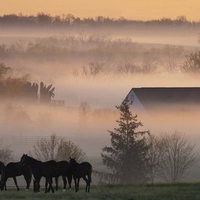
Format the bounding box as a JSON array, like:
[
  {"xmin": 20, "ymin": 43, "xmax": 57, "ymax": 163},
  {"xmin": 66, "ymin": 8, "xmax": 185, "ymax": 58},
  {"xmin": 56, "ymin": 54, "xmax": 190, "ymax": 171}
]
[{"xmin": 126, "ymin": 87, "xmax": 200, "ymax": 110}]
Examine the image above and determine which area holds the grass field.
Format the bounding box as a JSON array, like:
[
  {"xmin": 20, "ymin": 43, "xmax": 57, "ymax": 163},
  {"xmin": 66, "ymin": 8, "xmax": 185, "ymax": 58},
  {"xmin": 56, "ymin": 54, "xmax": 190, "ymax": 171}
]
[{"xmin": 1, "ymin": 183, "xmax": 200, "ymax": 200}]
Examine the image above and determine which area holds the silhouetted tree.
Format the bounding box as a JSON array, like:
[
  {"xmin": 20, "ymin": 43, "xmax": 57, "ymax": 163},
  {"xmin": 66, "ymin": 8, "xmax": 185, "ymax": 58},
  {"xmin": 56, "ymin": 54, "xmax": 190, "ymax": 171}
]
[
  {"xmin": 39, "ymin": 82, "xmax": 55, "ymax": 104},
  {"xmin": 146, "ymin": 134, "xmax": 163, "ymax": 183},
  {"xmin": 162, "ymin": 45, "xmax": 184, "ymax": 72},
  {"xmin": 5, "ymin": 75, "xmax": 29, "ymax": 99},
  {"xmin": 0, "ymin": 139, "xmax": 13, "ymax": 164},
  {"xmin": 31, "ymin": 134, "xmax": 86, "ymax": 162},
  {"xmin": 0, "ymin": 63, "xmax": 11, "ymax": 81},
  {"xmin": 182, "ymin": 51, "xmax": 200, "ymax": 75},
  {"xmin": 101, "ymin": 99, "xmax": 150, "ymax": 184},
  {"xmin": 23, "ymin": 82, "xmax": 38, "ymax": 102},
  {"xmin": 79, "ymin": 101, "xmax": 90, "ymax": 124},
  {"xmin": 157, "ymin": 131, "xmax": 198, "ymax": 183}
]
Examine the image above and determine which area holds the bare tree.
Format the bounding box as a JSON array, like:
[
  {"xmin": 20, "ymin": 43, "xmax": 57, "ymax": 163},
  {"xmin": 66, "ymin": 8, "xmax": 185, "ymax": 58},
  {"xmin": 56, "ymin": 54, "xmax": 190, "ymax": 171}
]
[
  {"xmin": 31, "ymin": 134, "xmax": 86, "ymax": 162},
  {"xmin": 157, "ymin": 131, "xmax": 198, "ymax": 183},
  {"xmin": 181, "ymin": 51, "xmax": 200, "ymax": 75},
  {"xmin": 56, "ymin": 139, "xmax": 86, "ymax": 162},
  {"xmin": 79, "ymin": 101, "xmax": 91, "ymax": 124},
  {"xmin": 82, "ymin": 62, "xmax": 105, "ymax": 78},
  {"xmin": 0, "ymin": 139, "xmax": 13, "ymax": 164},
  {"xmin": 162, "ymin": 45, "xmax": 184, "ymax": 72},
  {"xmin": 146, "ymin": 134, "xmax": 163, "ymax": 183}
]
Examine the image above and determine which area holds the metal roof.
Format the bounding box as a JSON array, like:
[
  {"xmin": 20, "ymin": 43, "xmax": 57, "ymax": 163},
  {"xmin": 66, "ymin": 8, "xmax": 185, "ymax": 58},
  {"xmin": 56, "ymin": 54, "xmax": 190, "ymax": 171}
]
[{"xmin": 126, "ymin": 87, "xmax": 200, "ymax": 110}]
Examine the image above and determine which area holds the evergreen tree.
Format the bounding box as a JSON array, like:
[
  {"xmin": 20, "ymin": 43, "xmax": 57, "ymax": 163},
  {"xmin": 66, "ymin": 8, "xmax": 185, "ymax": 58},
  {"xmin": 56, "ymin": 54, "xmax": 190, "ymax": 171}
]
[{"xmin": 101, "ymin": 99, "xmax": 150, "ymax": 184}]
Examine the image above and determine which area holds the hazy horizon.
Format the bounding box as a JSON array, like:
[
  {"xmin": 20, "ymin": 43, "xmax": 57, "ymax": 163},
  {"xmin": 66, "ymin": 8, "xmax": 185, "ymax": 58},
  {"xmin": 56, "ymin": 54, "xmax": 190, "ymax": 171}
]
[
  {"xmin": 1, "ymin": 15, "xmax": 200, "ymax": 185},
  {"xmin": 1, "ymin": 0, "xmax": 200, "ymax": 21}
]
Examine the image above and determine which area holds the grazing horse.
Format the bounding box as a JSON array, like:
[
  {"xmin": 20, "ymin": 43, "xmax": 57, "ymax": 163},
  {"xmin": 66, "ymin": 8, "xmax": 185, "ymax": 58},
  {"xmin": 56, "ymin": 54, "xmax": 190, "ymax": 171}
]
[
  {"xmin": 20, "ymin": 154, "xmax": 57, "ymax": 193},
  {"xmin": 69, "ymin": 158, "xmax": 92, "ymax": 193},
  {"xmin": 1, "ymin": 162, "xmax": 32, "ymax": 191},
  {"xmin": 50, "ymin": 161, "xmax": 72, "ymax": 191},
  {"xmin": 0, "ymin": 161, "xmax": 5, "ymax": 186}
]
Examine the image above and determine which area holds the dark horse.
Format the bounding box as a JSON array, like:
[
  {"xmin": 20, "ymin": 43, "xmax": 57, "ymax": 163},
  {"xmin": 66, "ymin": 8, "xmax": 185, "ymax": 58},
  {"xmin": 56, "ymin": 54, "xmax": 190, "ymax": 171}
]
[
  {"xmin": 20, "ymin": 154, "xmax": 57, "ymax": 193},
  {"xmin": 47, "ymin": 161, "xmax": 72, "ymax": 191},
  {"xmin": 69, "ymin": 158, "xmax": 92, "ymax": 193},
  {"xmin": 1, "ymin": 162, "xmax": 32, "ymax": 191}
]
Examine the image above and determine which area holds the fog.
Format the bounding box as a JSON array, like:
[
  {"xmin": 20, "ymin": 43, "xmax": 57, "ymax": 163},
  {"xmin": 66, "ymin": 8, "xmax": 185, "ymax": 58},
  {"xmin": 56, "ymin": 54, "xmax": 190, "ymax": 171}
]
[{"xmin": 1, "ymin": 22, "xmax": 200, "ymax": 181}]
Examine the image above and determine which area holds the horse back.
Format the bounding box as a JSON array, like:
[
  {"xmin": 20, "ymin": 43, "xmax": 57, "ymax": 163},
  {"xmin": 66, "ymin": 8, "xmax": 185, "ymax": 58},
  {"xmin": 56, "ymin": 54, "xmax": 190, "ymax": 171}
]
[
  {"xmin": 43, "ymin": 160, "xmax": 57, "ymax": 177},
  {"xmin": 56, "ymin": 161, "xmax": 71, "ymax": 176},
  {"xmin": 78, "ymin": 162, "xmax": 92, "ymax": 177},
  {"xmin": 5, "ymin": 162, "xmax": 31, "ymax": 177}
]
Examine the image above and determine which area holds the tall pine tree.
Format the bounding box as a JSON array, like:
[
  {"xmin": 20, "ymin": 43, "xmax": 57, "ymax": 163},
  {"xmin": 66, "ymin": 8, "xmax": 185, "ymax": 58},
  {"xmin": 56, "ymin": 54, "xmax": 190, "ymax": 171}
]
[{"xmin": 101, "ymin": 99, "xmax": 150, "ymax": 184}]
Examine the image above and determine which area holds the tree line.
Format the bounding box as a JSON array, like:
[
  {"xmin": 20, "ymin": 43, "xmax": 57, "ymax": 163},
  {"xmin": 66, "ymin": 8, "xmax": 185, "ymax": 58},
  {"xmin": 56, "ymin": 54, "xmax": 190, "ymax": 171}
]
[
  {"xmin": 1, "ymin": 36, "xmax": 200, "ymax": 76},
  {"xmin": 0, "ymin": 63, "xmax": 55, "ymax": 103},
  {"xmin": 0, "ymin": 14, "xmax": 199, "ymax": 28}
]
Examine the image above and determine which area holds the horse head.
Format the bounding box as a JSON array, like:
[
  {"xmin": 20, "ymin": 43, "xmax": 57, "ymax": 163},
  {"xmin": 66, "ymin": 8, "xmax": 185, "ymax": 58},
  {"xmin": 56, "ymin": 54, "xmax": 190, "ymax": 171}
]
[
  {"xmin": 69, "ymin": 157, "xmax": 78, "ymax": 166},
  {"xmin": 20, "ymin": 154, "xmax": 28, "ymax": 166}
]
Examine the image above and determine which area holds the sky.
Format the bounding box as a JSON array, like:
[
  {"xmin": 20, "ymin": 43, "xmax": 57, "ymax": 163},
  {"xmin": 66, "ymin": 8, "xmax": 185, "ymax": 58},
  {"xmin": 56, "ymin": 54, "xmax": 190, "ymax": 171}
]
[{"xmin": 1, "ymin": 0, "xmax": 200, "ymax": 21}]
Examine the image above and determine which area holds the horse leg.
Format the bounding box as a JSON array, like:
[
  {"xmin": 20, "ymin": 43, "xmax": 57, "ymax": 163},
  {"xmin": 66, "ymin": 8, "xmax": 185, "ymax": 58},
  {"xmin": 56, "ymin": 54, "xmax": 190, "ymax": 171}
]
[
  {"xmin": 33, "ymin": 180, "xmax": 39, "ymax": 193},
  {"xmin": 35, "ymin": 177, "xmax": 41, "ymax": 193},
  {"xmin": 76, "ymin": 178, "xmax": 80, "ymax": 192},
  {"xmin": 87, "ymin": 174, "xmax": 91, "ymax": 193},
  {"xmin": 62, "ymin": 175, "xmax": 67, "ymax": 191},
  {"xmin": 4, "ymin": 182, "xmax": 7, "ymax": 191},
  {"xmin": 47, "ymin": 177, "xmax": 53, "ymax": 192},
  {"xmin": 45, "ymin": 178, "xmax": 52, "ymax": 193},
  {"xmin": 83, "ymin": 176, "xmax": 90, "ymax": 193},
  {"xmin": 73, "ymin": 177, "xmax": 77, "ymax": 192},
  {"xmin": 55, "ymin": 177, "xmax": 59, "ymax": 191},
  {"xmin": 45, "ymin": 178, "xmax": 47, "ymax": 193},
  {"xmin": 47, "ymin": 177, "xmax": 54, "ymax": 193},
  {"xmin": 23, "ymin": 174, "xmax": 31, "ymax": 190},
  {"xmin": 67, "ymin": 174, "xmax": 72, "ymax": 191},
  {"xmin": 3, "ymin": 177, "xmax": 7, "ymax": 191},
  {"xmin": 2, "ymin": 176, "xmax": 7, "ymax": 191},
  {"xmin": 13, "ymin": 177, "xmax": 20, "ymax": 191}
]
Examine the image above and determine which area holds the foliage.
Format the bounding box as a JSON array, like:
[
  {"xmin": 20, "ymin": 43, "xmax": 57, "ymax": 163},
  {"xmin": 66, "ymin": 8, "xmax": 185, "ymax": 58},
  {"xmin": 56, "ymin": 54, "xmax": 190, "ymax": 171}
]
[
  {"xmin": 0, "ymin": 63, "xmax": 55, "ymax": 103},
  {"xmin": 0, "ymin": 63, "xmax": 11, "ymax": 81},
  {"xmin": 39, "ymin": 82, "xmax": 55, "ymax": 104},
  {"xmin": 31, "ymin": 134, "xmax": 86, "ymax": 162},
  {"xmin": 182, "ymin": 51, "xmax": 200, "ymax": 74},
  {"xmin": 101, "ymin": 99, "xmax": 150, "ymax": 184},
  {"xmin": 5, "ymin": 75, "xmax": 29, "ymax": 98}
]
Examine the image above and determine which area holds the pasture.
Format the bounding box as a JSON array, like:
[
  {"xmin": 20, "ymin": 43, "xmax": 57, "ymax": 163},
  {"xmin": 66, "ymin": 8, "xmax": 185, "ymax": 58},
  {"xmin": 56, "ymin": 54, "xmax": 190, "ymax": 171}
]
[{"xmin": 1, "ymin": 183, "xmax": 200, "ymax": 200}]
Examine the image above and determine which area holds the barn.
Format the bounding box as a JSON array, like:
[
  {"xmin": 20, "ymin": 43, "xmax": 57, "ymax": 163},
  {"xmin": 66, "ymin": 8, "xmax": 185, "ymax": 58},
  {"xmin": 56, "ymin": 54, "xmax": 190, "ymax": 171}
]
[{"xmin": 125, "ymin": 87, "xmax": 200, "ymax": 112}]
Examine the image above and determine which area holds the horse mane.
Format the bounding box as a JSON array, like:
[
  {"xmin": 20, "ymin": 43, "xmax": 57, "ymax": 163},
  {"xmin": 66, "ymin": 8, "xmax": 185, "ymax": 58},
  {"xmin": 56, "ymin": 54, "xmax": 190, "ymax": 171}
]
[{"xmin": 21, "ymin": 154, "xmax": 42, "ymax": 166}]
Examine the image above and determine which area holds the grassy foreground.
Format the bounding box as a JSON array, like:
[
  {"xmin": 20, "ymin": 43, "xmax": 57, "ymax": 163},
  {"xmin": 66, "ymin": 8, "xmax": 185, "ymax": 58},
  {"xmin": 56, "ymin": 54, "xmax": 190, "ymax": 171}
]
[{"xmin": 1, "ymin": 183, "xmax": 200, "ymax": 200}]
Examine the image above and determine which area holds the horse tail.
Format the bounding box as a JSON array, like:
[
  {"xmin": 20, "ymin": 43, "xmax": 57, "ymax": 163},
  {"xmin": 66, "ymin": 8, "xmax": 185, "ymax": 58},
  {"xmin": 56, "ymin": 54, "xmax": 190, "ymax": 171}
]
[{"xmin": 88, "ymin": 164, "xmax": 93, "ymax": 183}]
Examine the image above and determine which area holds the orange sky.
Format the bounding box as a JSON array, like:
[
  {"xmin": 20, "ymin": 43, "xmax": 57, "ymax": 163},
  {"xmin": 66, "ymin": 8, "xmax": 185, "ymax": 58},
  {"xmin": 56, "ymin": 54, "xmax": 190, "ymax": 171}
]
[{"xmin": 1, "ymin": 0, "xmax": 200, "ymax": 21}]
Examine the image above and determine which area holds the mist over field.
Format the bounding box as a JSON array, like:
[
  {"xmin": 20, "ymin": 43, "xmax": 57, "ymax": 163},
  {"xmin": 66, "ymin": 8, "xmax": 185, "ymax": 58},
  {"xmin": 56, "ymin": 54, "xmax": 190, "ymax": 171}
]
[{"xmin": 1, "ymin": 17, "xmax": 200, "ymax": 183}]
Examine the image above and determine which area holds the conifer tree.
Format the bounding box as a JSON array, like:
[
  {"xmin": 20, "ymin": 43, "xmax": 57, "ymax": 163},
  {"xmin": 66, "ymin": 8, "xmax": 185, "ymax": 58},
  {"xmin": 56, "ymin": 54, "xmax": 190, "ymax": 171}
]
[{"xmin": 101, "ymin": 99, "xmax": 150, "ymax": 184}]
